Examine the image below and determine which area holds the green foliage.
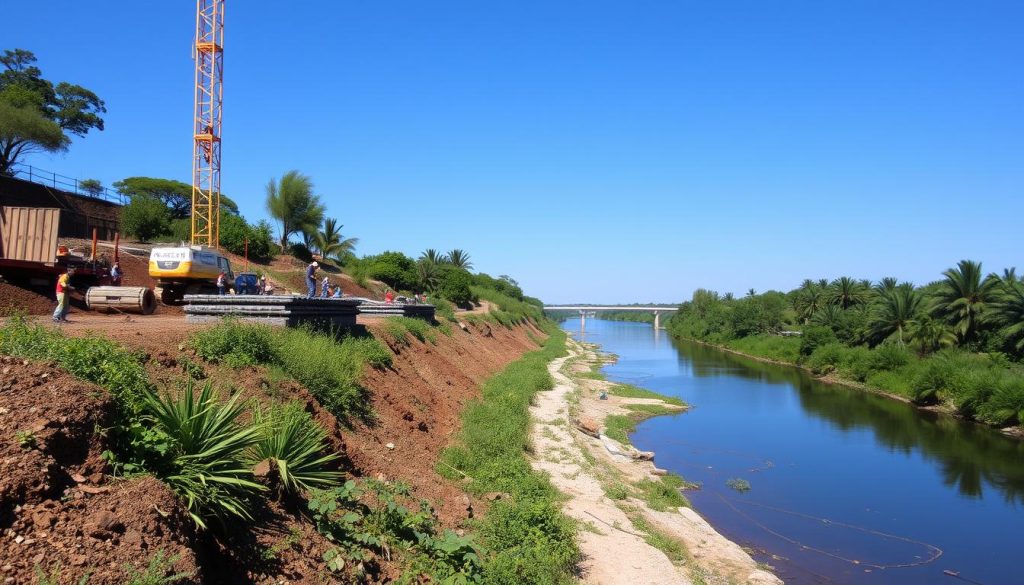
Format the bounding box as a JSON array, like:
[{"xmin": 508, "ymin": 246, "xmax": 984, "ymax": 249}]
[
  {"xmin": 121, "ymin": 194, "xmax": 171, "ymax": 242},
  {"xmin": 265, "ymin": 170, "xmax": 325, "ymax": 247},
  {"xmin": 79, "ymin": 178, "xmax": 103, "ymax": 197},
  {"xmin": 123, "ymin": 549, "xmax": 194, "ymax": 585},
  {"xmin": 314, "ymin": 217, "xmax": 358, "ymax": 260},
  {"xmin": 0, "ymin": 48, "xmax": 105, "ymax": 174},
  {"xmin": 219, "ymin": 211, "xmax": 275, "ymax": 261},
  {"xmin": 15, "ymin": 429, "xmax": 35, "ymax": 448},
  {"xmin": 726, "ymin": 335, "xmax": 801, "ymax": 363},
  {"xmin": 800, "ymin": 325, "xmax": 837, "ymax": 357},
  {"xmin": 439, "ymin": 327, "xmax": 579, "ymax": 583},
  {"xmin": 34, "ymin": 563, "xmax": 90, "ymax": 585},
  {"xmin": 726, "ymin": 478, "xmax": 751, "ymax": 492},
  {"xmin": 608, "ymin": 383, "xmax": 686, "ymax": 406},
  {"xmin": 445, "ymin": 249, "xmax": 473, "ymax": 270},
  {"xmin": 432, "ymin": 297, "xmax": 458, "ymax": 323},
  {"xmin": 471, "ymin": 286, "xmax": 544, "ymax": 325},
  {"xmin": 0, "ymin": 316, "xmax": 152, "ymax": 413},
  {"xmin": 249, "ymin": 402, "xmax": 341, "ymax": 495},
  {"xmin": 636, "ymin": 475, "xmax": 690, "ymax": 511},
  {"xmin": 932, "ymin": 260, "xmax": 1000, "ymax": 344},
  {"xmin": 309, "ymin": 480, "xmax": 483, "ymax": 582},
  {"xmin": 189, "ymin": 320, "xmax": 390, "ymax": 423},
  {"xmin": 363, "ymin": 251, "xmax": 418, "ymax": 291},
  {"xmin": 140, "ymin": 381, "xmax": 266, "ymax": 528},
  {"xmin": 384, "ymin": 316, "xmax": 437, "ymax": 346},
  {"xmin": 437, "ymin": 266, "xmax": 473, "ymax": 306}
]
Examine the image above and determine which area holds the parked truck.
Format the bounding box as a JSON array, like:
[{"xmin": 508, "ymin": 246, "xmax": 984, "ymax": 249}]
[{"xmin": 1, "ymin": 206, "xmax": 155, "ymax": 314}]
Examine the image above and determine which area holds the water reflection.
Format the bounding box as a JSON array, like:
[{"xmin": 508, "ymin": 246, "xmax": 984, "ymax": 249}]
[{"xmin": 674, "ymin": 339, "xmax": 1024, "ymax": 505}]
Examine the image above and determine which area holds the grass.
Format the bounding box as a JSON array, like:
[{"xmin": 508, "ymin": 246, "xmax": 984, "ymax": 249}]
[
  {"xmin": 471, "ymin": 286, "xmax": 544, "ymax": 325},
  {"xmin": 382, "ymin": 316, "xmax": 437, "ymax": 346},
  {"xmin": 725, "ymin": 335, "xmax": 801, "ymax": 363},
  {"xmin": 439, "ymin": 325, "xmax": 580, "ymax": 584},
  {"xmin": 635, "ymin": 476, "xmax": 690, "ymax": 511},
  {"xmin": 189, "ymin": 319, "xmax": 391, "ymax": 424},
  {"xmin": 609, "ymin": 382, "xmax": 687, "ymax": 406},
  {"xmin": 124, "ymin": 549, "xmax": 193, "ymax": 584},
  {"xmin": 624, "ymin": 511, "xmax": 688, "ymax": 565}
]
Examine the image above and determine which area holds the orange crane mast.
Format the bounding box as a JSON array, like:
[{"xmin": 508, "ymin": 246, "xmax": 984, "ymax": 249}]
[{"xmin": 192, "ymin": 0, "xmax": 224, "ymax": 247}]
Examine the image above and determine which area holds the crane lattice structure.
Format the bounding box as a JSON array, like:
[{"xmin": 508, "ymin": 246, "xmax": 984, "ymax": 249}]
[{"xmin": 191, "ymin": 0, "xmax": 224, "ymax": 247}]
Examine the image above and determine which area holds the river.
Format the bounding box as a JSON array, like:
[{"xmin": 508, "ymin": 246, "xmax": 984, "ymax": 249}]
[{"xmin": 563, "ymin": 319, "xmax": 1024, "ymax": 585}]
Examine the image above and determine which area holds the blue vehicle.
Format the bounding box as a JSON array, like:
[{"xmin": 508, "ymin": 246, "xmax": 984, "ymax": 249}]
[{"xmin": 234, "ymin": 272, "xmax": 260, "ymax": 295}]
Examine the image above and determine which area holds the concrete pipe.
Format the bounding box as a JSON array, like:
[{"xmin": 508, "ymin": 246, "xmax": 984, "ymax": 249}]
[{"xmin": 85, "ymin": 286, "xmax": 157, "ymax": 315}]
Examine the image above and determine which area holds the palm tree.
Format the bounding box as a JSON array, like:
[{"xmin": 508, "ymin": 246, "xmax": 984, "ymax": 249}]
[
  {"xmin": 931, "ymin": 260, "xmax": 999, "ymax": 343},
  {"xmin": 420, "ymin": 249, "xmax": 443, "ymax": 264},
  {"xmin": 746, "ymin": 288, "xmax": 756, "ymax": 298},
  {"xmin": 794, "ymin": 280, "xmax": 825, "ymax": 323},
  {"xmin": 812, "ymin": 305, "xmax": 844, "ymax": 330},
  {"xmin": 314, "ymin": 218, "xmax": 359, "ymax": 259},
  {"xmin": 265, "ymin": 171, "xmax": 325, "ymax": 247},
  {"xmin": 908, "ymin": 315, "xmax": 957, "ymax": 355},
  {"xmin": 875, "ymin": 277, "xmax": 899, "ymax": 294},
  {"xmin": 446, "ymin": 249, "xmax": 473, "ymax": 270},
  {"xmin": 416, "ymin": 259, "xmax": 440, "ymax": 292},
  {"xmin": 829, "ymin": 277, "xmax": 868, "ymax": 309},
  {"xmin": 868, "ymin": 284, "xmax": 922, "ymax": 346},
  {"xmin": 989, "ymin": 277, "xmax": 1024, "ymax": 354}
]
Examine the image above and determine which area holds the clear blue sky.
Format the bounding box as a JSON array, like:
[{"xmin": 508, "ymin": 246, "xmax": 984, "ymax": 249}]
[{"xmin": 7, "ymin": 1, "xmax": 1022, "ymax": 304}]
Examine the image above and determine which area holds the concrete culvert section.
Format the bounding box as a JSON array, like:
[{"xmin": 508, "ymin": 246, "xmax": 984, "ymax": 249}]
[{"xmin": 85, "ymin": 286, "xmax": 156, "ymax": 315}]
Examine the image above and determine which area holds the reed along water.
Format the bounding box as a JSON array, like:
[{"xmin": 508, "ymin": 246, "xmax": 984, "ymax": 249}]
[{"xmin": 564, "ymin": 319, "xmax": 1024, "ymax": 585}]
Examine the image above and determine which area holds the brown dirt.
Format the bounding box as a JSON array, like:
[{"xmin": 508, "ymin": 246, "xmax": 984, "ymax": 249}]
[
  {"xmin": 0, "ymin": 282, "xmax": 54, "ymax": 316},
  {"xmin": 0, "ymin": 358, "xmax": 200, "ymax": 584}
]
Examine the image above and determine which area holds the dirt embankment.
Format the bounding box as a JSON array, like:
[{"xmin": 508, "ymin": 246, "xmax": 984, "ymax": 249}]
[{"xmin": 0, "ymin": 315, "xmax": 545, "ymax": 583}]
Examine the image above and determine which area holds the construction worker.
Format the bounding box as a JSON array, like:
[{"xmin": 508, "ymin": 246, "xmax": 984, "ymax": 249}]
[
  {"xmin": 110, "ymin": 262, "xmax": 122, "ymax": 286},
  {"xmin": 217, "ymin": 271, "xmax": 227, "ymax": 295},
  {"xmin": 321, "ymin": 275, "xmax": 330, "ymax": 298},
  {"xmin": 306, "ymin": 261, "xmax": 318, "ymax": 298},
  {"xmin": 52, "ymin": 271, "xmax": 72, "ymax": 322}
]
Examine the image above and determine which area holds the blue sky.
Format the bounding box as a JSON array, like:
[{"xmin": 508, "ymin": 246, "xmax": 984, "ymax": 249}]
[{"xmin": 6, "ymin": 1, "xmax": 1022, "ymax": 303}]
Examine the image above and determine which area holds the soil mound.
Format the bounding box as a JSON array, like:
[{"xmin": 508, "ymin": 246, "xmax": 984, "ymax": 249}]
[
  {"xmin": 0, "ymin": 358, "xmax": 200, "ymax": 584},
  {"xmin": 0, "ymin": 283, "xmax": 53, "ymax": 316}
]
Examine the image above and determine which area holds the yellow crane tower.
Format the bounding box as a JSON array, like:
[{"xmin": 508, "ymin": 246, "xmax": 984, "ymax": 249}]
[
  {"xmin": 192, "ymin": 0, "xmax": 224, "ymax": 247},
  {"xmin": 148, "ymin": 0, "xmax": 232, "ymax": 305}
]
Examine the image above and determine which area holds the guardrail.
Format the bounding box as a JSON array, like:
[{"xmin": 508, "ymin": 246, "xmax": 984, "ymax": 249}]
[{"xmin": 9, "ymin": 163, "xmax": 127, "ymax": 205}]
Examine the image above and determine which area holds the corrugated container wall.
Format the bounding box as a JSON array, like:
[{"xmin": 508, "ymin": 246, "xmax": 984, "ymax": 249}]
[{"xmin": 0, "ymin": 206, "xmax": 61, "ymax": 264}]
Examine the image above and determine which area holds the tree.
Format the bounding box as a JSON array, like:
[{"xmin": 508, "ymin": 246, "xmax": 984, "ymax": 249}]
[
  {"xmin": 420, "ymin": 249, "xmax": 443, "ymax": 264},
  {"xmin": 416, "ymin": 259, "xmax": 440, "ymax": 292},
  {"xmin": 794, "ymin": 280, "xmax": 826, "ymax": 323},
  {"xmin": 868, "ymin": 284, "xmax": 923, "ymax": 346},
  {"xmin": 79, "ymin": 178, "xmax": 103, "ymax": 197},
  {"xmin": 114, "ymin": 176, "xmax": 239, "ymax": 219},
  {"xmin": 0, "ymin": 49, "xmax": 105, "ymax": 174},
  {"xmin": 829, "ymin": 277, "xmax": 868, "ymax": 309},
  {"xmin": 314, "ymin": 217, "xmax": 358, "ymax": 260},
  {"xmin": 932, "ymin": 260, "xmax": 999, "ymax": 344},
  {"xmin": 908, "ymin": 315, "xmax": 957, "ymax": 355},
  {"xmin": 446, "ymin": 249, "xmax": 473, "ymax": 270},
  {"xmin": 121, "ymin": 195, "xmax": 170, "ymax": 242},
  {"xmin": 266, "ymin": 171, "xmax": 324, "ymax": 247},
  {"xmin": 364, "ymin": 251, "xmax": 417, "ymax": 291},
  {"xmin": 438, "ymin": 266, "xmax": 473, "ymax": 306},
  {"xmin": 989, "ymin": 277, "xmax": 1024, "ymax": 355},
  {"xmin": 219, "ymin": 212, "xmax": 275, "ymax": 261}
]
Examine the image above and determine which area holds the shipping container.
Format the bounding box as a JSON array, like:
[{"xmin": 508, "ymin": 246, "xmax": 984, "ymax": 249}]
[{"xmin": 0, "ymin": 206, "xmax": 61, "ymax": 265}]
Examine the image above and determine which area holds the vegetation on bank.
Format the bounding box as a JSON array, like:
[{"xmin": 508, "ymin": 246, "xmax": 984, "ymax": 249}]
[
  {"xmin": 0, "ymin": 315, "xmax": 493, "ymax": 582},
  {"xmin": 440, "ymin": 326, "xmax": 580, "ymax": 584},
  {"xmin": 667, "ymin": 260, "xmax": 1024, "ymax": 427}
]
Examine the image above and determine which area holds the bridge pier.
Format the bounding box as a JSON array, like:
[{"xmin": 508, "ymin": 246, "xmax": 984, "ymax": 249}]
[
  {"xmin": 580, "ymin": 309, "xmax": 586, "ymax": 332},
  {"xmin": 653, "ymin": 310, "xmax": 661, "ymax": 330}
]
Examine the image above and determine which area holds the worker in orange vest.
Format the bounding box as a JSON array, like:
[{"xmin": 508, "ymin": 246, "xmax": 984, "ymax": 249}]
[{"xmin": 52, "ymin": 271, "xmax": 72, "ymax": 323}]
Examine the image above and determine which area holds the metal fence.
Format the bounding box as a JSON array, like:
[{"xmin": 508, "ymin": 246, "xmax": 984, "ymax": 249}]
[{"xmin": 9, "ymin": 163, "xmax": 127, "ymax": 205}]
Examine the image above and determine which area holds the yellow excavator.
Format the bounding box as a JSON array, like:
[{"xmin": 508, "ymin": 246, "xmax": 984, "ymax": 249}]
[{"xmin": 151, "ymin": 0, "xmax": 229, "ymax": 305}]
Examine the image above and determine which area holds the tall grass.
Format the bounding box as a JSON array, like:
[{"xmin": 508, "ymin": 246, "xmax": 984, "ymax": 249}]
[
  {"xmin": 382, "ymin": 316, "xmax": 437, "ymax": 346},
  {"xmin": 439, "ymin": 326, "xmax": 579, "ymax": 583},
  {"xmin": 190, "ymin": 320, "xmax": 391, "ymax": 424},
  {"xmin": 471, "ymin": 286, "xmax": 544, "ymax": 326}
]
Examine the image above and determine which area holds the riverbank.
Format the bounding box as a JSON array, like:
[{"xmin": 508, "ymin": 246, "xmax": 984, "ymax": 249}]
[
  {"xmin": 678, "ymin": 334, "xmax": 1024, "ymax": 440},
  {"xmin": 530, "ymin": 338, "xmax": 781, "ymax": 584}
]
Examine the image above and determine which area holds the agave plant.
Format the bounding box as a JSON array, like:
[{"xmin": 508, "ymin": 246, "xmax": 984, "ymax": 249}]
[
  {"xmin": 249, "ymin": 402, "xmax": 341, "ymax": 496},
  {"xmin": 141, "ymin": 381, "xmax": 266, "ymax": 529}
]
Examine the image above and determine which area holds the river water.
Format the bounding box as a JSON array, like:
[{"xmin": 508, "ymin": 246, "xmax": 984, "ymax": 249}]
[{"xmin": 563, "ymin": 319, "xmax": 1024, "ymax": 585}]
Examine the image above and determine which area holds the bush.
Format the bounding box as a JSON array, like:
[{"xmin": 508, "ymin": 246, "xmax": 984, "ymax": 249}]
[
  {"xmin": 364, "ymin": 251, "xmax": 417, "ymax": 291},
  {"xmin": 220, "ymin": 213, "xmax": 275, "ymax": 261},
  {"xmin": 289, "ymin": 242, "xmax": 313, "ymax": 263},
  {"xmin": 190, "ymin": 319, "xmax": 277, "ymax": 368},
  {"xmin": 249, "ymin": 402, "xmax": 341, "ymax": 495},
  {"xmin": 141, "ymin": 381, "xmax": 266, "ymax": 528},
  {"xmin": 800, "ymin": 326, "xmax": 837, "ymax": 358},
  {"xmin": 121, "ymin": 195, "xmax": 171, "ymax": 242},
  {"xmin": 806, "ymin": 343, "xmax": 847, "ymax": 375},
  {"xmin": 437, "ymin": 266, "xmax": 473, "ymax": 306}
]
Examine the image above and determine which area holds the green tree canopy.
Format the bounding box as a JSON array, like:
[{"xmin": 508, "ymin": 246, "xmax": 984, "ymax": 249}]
[
  {"xmin": 314, "ymin": 217, "xmax": 358, "ymax": 260},
  {"xmin": 114, "ymin": 176, "xmax": 239, "ymax": 219},
  {"xmin": 265, "ymin": 170, "xmax": 324, "ymax": 247},
  {"xmin": 0, "ymin": 49, "xmax": 105, "ymax": 174},
  {"xmin": 932, "ymin": 259, "xmax": 999, "ymax": 344},
  {"xmin": 121, "ymin": 195, "xmax": 171, "ymax": 242}
]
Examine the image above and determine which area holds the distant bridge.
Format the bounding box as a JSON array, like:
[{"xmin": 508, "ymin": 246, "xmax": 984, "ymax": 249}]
[{"xmin": 544, "ymin": 305, "xmax": 678, "ymax": 330}]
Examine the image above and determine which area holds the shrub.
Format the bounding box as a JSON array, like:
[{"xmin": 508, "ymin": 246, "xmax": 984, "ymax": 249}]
[
  {"xmin": 869, "ymin": 343, "xmax": 912, "ymax": 372},
  {"xmin": 806, "ymin": 343, "xmax": 846, "ymax": 375},
  {"xmin": 141, "ymin": 381, "xmax": 266, "ymax": 528},
  {"xmin": 437, "ymin": 266, "xmax": 473, "ymax": 306},
  {"xmin": 364, "ymin": 251, "xmax": 417, "ymax": 291},
  {"xmin": 220, "ymin": 214, "xmax": 275, "ymax": 261},
  {"xmin": 249, "ymin": 402, "xmax": 341, "ymax": 495},
  {"xmin": 121, "ymin": 194, "xmax": 171, "ymax": 242},
  {"xmin": 189, "ymin": 319, "xmax": 277, "ymax": 368},
  {"xmin": 289, "ymin": 242, "xmax": 313, "ymax": 262},
  {"xmin": 800, "ymin": 326, "xmax": 837, "ymax": 358}
]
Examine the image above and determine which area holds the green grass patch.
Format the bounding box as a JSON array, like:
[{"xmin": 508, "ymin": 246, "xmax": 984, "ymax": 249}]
[
  {"xmin": 439, "ymin": 325, "xmax": 579, "ymax": 584},
  {"xmin": 725, "ymin": 335, "xmax": 801, "ymax": 363},
  {"xmin": 579, "ymin": 371, "xmax": 606, "ymax": 380},
  {"xmin": 609, "ymin": 383, "xmax": 685, "ymax": 407},
  {"xmin": 382, "ymin": 316, "xmax": 437, "ymax": 346},
  {"xmin": 625, "ymin": 511, "xmax": 688, "ymax": 565},
  {"xmin": 603, "ymin": 414, "xmax": 634, "ymax": 444},
  {"xmin": 635, "ymin": 475, "xmax": 690, "ymax": 511},
  {"xmin": 189, "ymin": 319, "xmax": 391, "ymax": 424}
]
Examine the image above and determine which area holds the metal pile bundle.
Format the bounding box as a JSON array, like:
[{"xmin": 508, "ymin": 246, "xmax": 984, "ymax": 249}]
[{"xmin": 184, "ymin": 295, "xmax": 360, "ymax": 328}]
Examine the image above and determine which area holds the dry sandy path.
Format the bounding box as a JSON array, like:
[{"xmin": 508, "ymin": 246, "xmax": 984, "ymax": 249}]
[{"xmin": 530, "ymin": 340, "xmax": 783, "ymax": 585}]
